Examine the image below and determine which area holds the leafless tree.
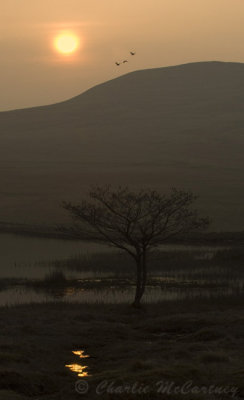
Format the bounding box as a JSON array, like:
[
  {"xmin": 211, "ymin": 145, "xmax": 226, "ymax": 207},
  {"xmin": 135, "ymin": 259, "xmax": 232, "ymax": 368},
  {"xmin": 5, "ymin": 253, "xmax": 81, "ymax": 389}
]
[{"xmin": 62, "ymin": 186, "xmax": 209, "ymax": 307}]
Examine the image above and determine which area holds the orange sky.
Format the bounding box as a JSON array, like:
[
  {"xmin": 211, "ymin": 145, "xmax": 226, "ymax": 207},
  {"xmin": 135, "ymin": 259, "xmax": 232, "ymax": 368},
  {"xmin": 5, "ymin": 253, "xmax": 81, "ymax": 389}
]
[{"xmin": 1, "ymin": 0, "xmax": 244, "ymax": 110}]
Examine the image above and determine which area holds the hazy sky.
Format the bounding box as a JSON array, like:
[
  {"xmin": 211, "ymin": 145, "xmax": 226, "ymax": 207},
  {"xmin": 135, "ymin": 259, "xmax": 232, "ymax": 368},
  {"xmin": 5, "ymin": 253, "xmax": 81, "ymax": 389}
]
[{"xmin": 1, "ymin": 0, "xmax": 244, "ymax": 111}]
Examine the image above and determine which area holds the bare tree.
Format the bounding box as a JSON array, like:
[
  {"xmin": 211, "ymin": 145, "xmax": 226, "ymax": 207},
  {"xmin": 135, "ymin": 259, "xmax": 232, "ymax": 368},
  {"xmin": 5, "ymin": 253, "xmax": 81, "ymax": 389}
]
[{"xmin": 62, "ymin": 186, "xmax": 209, "ymax": 307}]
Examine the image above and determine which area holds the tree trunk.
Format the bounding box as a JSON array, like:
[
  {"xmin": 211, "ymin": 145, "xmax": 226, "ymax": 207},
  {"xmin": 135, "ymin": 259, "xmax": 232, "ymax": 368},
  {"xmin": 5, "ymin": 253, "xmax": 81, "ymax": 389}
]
[
  {"xmin": 132, "ymin": 258, "xmax": 143, "ymax": 308},
  {"xmin": 140, "ymin": 250, "xmax": 147, "ymax": 299},
  {"xmin": 132, "ymin": 251, "xmax": 147, "ymax": 308}
]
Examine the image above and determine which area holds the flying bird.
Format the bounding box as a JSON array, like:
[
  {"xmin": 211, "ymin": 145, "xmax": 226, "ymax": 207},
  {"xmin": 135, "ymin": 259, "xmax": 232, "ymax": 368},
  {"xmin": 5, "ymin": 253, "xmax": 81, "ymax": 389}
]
[
  {"xmin": 115, "ymin": 62, "xmax": 120, "ymax": 66},
  {"xmin": 130, "ymin": 51, "xmax": 136, "ymax": 56},
  {"xmin": 123, "ymin": 60, "xmax": 128, "ymax": 63}
]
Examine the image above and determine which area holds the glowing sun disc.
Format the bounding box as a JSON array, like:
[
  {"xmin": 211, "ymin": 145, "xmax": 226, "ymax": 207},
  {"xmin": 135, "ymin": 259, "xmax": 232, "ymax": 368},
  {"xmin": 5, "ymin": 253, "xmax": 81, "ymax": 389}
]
[{"xmin": 54, "ymin": 33, "xmax": 79, "ymax": 54}]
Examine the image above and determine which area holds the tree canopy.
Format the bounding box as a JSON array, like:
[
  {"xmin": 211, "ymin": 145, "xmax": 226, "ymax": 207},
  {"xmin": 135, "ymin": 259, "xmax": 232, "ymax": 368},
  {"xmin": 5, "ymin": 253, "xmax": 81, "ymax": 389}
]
[{"xmin": 63, "ymin": 186, "xmax": 209, "ymax": 306}]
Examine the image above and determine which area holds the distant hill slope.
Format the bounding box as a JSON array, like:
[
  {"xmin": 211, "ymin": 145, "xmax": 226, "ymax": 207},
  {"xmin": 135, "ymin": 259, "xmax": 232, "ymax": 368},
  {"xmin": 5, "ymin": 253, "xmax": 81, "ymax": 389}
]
[{"xmin": 0, "ymin": 61, "xmax": 244, "ymax": 230}]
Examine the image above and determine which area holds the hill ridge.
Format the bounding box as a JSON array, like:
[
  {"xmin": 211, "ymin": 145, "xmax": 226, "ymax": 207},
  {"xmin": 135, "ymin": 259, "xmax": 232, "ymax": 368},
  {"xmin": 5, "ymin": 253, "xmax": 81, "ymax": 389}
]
[{"xmin": 0, "ymin": 61, "xmax": 243, "ymax": 230}]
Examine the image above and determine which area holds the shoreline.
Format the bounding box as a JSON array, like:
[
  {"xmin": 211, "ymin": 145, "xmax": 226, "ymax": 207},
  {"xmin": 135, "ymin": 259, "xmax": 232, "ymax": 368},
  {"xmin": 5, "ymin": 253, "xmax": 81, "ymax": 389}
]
[{"xmin": 1, "ymin": 221, "xmax": 244, "ymax": 245}]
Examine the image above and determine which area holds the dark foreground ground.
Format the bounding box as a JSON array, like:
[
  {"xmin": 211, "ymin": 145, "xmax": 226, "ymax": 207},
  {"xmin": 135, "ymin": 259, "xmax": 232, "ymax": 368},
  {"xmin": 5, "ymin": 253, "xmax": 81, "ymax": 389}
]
[{"xmin": 0, "ymin": 296, "xmax": 243, "ymax": 400}]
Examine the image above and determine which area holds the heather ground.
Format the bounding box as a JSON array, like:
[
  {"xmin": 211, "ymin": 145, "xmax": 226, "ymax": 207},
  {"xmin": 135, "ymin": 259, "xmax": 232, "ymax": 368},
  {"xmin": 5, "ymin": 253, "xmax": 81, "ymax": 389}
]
[{"xmin": 0, "ymin": 295, "xmax": 243, "ymax": 400}]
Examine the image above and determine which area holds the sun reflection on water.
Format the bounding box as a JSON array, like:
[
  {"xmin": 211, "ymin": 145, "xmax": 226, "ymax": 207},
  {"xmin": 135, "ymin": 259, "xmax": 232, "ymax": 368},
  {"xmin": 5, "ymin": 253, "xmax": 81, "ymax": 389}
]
[
  {"xmin": 65, "ymin": 363, "xmax": 89, "ymax": 377},
  {"xmin": 65, "ymin": 350, "xmax": 90, "ymax": 377},
  {"xmin": 72, "ymin": 350, "xmax": 89, "ymax": 358}
]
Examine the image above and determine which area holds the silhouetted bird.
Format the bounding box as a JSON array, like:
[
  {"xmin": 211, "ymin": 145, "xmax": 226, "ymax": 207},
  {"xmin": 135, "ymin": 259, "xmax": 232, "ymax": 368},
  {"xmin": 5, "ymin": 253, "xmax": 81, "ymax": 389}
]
[
  {"xmin": 123, "ymin": 60, "xmax": 128, "ymax": 63},
  {"xmin": 115, "ymin": 62, "xmax": 120, "ymax": 66},
  {"xmin": 130, "ymin": 51, "xmax": 136, "ymax": 55}
]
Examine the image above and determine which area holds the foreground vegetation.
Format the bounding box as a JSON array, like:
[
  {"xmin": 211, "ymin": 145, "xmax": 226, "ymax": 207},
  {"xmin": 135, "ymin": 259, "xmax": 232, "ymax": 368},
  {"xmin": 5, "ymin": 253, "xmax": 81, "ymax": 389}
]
[{"xmin": 0, "ymin": 295, "xmax": 243, "ymax": 399}]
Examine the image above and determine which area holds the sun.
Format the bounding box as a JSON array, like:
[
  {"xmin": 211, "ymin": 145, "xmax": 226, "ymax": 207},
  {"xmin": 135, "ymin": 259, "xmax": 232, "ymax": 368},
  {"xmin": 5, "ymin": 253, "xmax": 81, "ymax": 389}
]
[{"xmin": 54, "ymin": 33, "xmax": 80, "ymax": 55}]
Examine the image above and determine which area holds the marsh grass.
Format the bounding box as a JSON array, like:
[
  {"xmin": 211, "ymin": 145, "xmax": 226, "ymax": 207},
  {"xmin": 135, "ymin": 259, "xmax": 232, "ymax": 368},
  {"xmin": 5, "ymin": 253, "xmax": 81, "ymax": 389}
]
[
  {"xmin": 212, "ymin": 247, "xmax": 244, "ymax": 265},
  {"xmin": 49, "ymin": 247, "xmax": 244, "ymax": 285},
  {"xmin": 42, "ymin": 269, "xmax": 67, "ymax": 284},
  {"xmin": 1, "ymin": 246, "xmax": 243, "ymax": 307}
]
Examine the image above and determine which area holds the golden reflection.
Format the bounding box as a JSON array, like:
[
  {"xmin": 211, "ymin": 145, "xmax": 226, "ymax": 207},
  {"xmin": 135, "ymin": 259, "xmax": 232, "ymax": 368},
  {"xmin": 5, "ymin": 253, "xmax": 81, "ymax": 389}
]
[
  {"xmin": 72, "ymin": 350, "xmax": 89, "ymax": 358},
  {"xmin": 65, "ymin": 363, "xmax": 89, "ymax": 377},
  {"xmin": 65, "ymin": 350, "xmax": 90, "ymax": 377}
]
